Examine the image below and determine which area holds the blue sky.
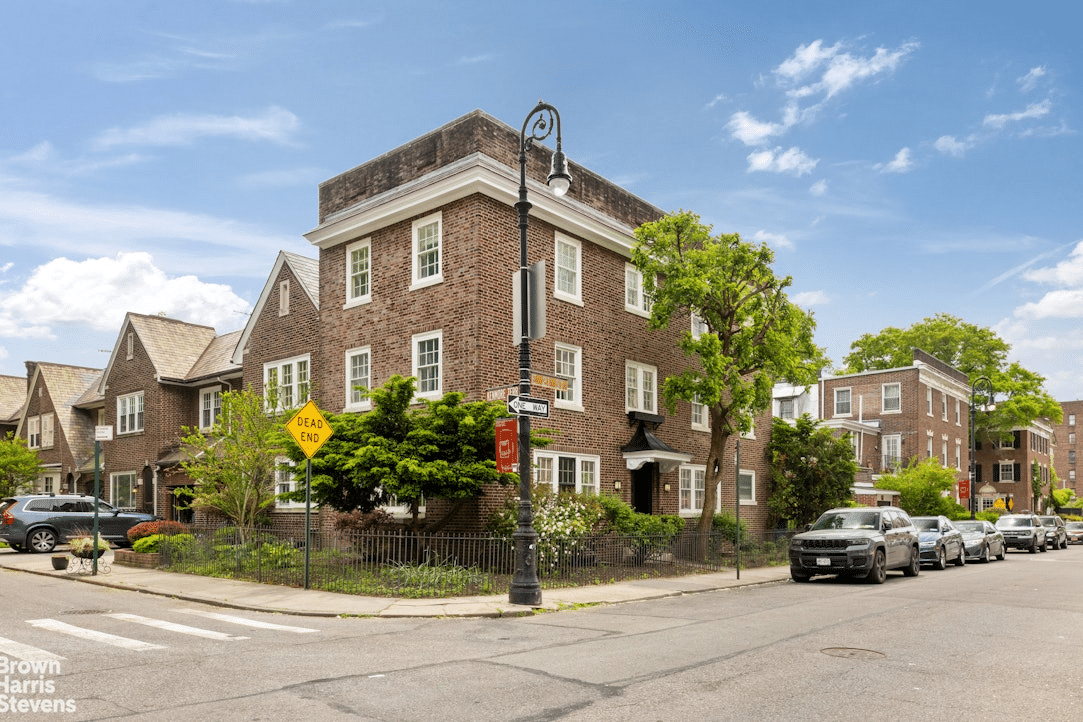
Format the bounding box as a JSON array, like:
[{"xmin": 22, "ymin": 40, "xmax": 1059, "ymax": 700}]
[{"xmin": 2, "ymin": 1, "xmax": 1082, "ymax": 401}]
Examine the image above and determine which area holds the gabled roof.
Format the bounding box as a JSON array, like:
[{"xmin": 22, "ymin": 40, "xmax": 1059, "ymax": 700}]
[
  {"xmin": 232, "ymin": 251, "xmax": 319, "ymax": 365},
  {"xmin": 19, "ymin": 362, "xmax": 102, "ymax": 467},
  {"xmin": 0, "ymin": 374, "xmax": 26, "ymax": 425},
  {"xmin": 97, "ymin": 313, "xmax": 241, "ymax": 393}
]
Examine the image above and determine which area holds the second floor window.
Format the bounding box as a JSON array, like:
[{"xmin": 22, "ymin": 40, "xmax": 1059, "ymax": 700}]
[
  {"xmin": 778, "ymin": 398, "xmax": 795, "ymax": 420},
  {"xmin": 692, "ymin": 396, "xmax": 709, "ymax": 430},
  {"xmin": 554, "ymin": 234, "xmax": 581, "ymax": 303},
  {"xmin": 412, "ymin": 213, "xmax": 442, "ymax": 288},
  {"xmin": 199, "ymin": 388, "xmax": 222, "ymax": 430},
  {"xmin": 27, "ymin": 416, "xmax": 40, "ymax": 448},
  {"xmin": 883, "ymin": 383, "xmax": 901, "ymax": 413},
  {"xmin": 264, "ymin": 356, "xmax": 310, "ymax": 411},
  {"xmin": 624, "ymin": 264, "xmax": 651, "ymax": 316},
  {"xmin": 346, "ymin": 238, "xmax": 371, "ymax": 305},
  {"xmin": 834, "ymin": 388, "xmax": 851, "ymax": 416},
  {"xmin": 345, "ymin": 347, "xmax": 371, "ymax": 411},
  {"xmin": 625, "ymin": 361, "xmax": 657, "ymax": 413},
  {"xmin": 554, "ymin": 343, "xmax": 581, "ymax": 409},
  {"xmin": 117, "ymin": 392, "xmax": 144, "ymax": 434},
  {"xmin": 413, "ymin": 331, "xmax": 442, "ymax": 399}
]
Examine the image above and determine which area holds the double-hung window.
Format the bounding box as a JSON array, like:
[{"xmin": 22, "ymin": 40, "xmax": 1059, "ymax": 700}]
[
  {"xmin": 554, "ymin": 233, "xmax": 581, "ymax": 304},
  {"xmin": 883, "ymin": 383, "xmax": 901, "ymax": 413},
  {"xmin": 412, "ymin": 330, "xmax": 442, "ymax": 400},
  {"xmin": 111, "ymin": 472, "xmax": 137, "ymax": 510},
  {"xmin": 411, "ymin": 213, "xmax": 442, "ymax": 289},
  {"xmin": 275, "ymin": 457, "xmax": 304, "ymax": 509},
  {"xmin": 691, "ymin": 312, "xmax": 709, "ymax": 340},
  {"xmin": 199, "ymin": 387, "xmax": 222, "ymax": 430},
  {"xmin": 345, "ymin": 238, "xmax": 372, "ymax": 307},
  {"xmin": 27, "ymin": 416, "xmax": 41, "ymax": 448},
  {"xmin": 624, "ymin": 264, "xmax": 651, "ymax": 316},
  {"xmin": 40, "ymin": 413, "xmax": 54, "ymax": 449},
  {"xmin": 738, "ymin": 470, "xmax": 755, "ymax": 505},
  {"xmin": 691, "ymin": 396, "xmax": 709, "ymax": 431},
  {"xmin": 679, "ymin": 465, "xmax": 707, "ymax": 514},
  {"xmin": 117, "ymin": 392, "xmax": 144, "ymax": 434},
  {"xmin": 264, "ymin": 355, "xmax": 310, "ymax": 411},
  {"xmin": 553, "ymin": 343, "xmax": 581, "ymax": 410},
  {"xmin": 834, "ymin": 388, "xmax": 851, "ymax": 416},
  {"xmin": 625, "ymin": 361, "xmax": 657, "ymax": 413},
  {"xmin": 998, "ymin": 462, "xmax": 1015, "ymax": 482},
  {"xmin": 535, "ymin": 451, "xmax": 598, "ymax": 495},
  {"xmin": 345, "ymin": 346, "xmax": 372, "ymax": 411}
]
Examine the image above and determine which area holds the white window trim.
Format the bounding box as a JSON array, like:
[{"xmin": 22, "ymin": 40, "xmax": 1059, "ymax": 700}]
[
  {"xmin": 553, "ymin": 232, "xmax": 583, "ymax": 306},
  {"xmin": 738, "ymin": 469, "xmax": 756, "ymax": 506},
  {"xmin": 40, "ymin": 413, "xmax": 54, "ymax": 449},
  {"xmin": 998, "ymin": 462, "xmax": 1015, "ymax": 482},
  {"xmin": 198, "ymin": 386, "xmax": 222, "ymax": 431},
  {"xmin": 263, "ymin": 354, "xmax": 311, "ymax": 411},
  {"xmin": 624, "ymin": 263, "xmax": 651, "ymax": 317},
  {"xmin": 27, "ymin": 416, "xmax": 40, "ymax": 449},
  {"xmin": 882, "ymin": 383, "xmax": 901, "ymax": 414},
  {"xmin": 691, "ymin": 312, "xmax": 709, "ymax": 340},
  {"xmin": 691, "ymin": 397, "xmax": 710, "ymax": 432},
  {"xmin": 344, "ymin": 237, "xmax": 372, "ymax": 308},
  {"xmin": 941, "ymin": 393, "xmax": 948, "ymax": 421},
  {"xmin": 117, "ymin": 391, "xmax": 145, "ymax": 435},
  {"xmin": 956, "ymin": 398, "xmax": 962, "ymax": 426},
  {"xmin": 553, "ymin": 342, "xmax": 582, "ymax": 411},
  {"xmin": 274, "ymin": 457, "xmax": 306, "ymax": 510},
  {"xmin": 625, "ymin": 360, "xmax": 658, "ymax": 414},
  {"xmin": 679, "ymin": 464, "xmax": 717, "ymax": 516},
  {"xmin": 834, "ymin": 387, "xmax": 852, "ymax": 417},
  {"xmin": 344, "ymin": 345, "xmax": 372, "ymax": 412},
  {"xmin": 533, "ymin": 450, "xmax": 600, "ymax": 495},
  {"xmin": 410, "ymin": 212, "xmax": 443, "ymax": 291},
  {"xmin": 412, "ymin": 330, "xmax": 443, "ymax": 400},
  {"xmin": 278, "ymin": 279, "xmax": 290, "ymax": 317},
  {"xmin": 110, "ymin": 471, "xmax": 137, "ymax": 511},
  {"xmin": 926, "ymin": 387, "xmax": 933, "ymax": 416}
]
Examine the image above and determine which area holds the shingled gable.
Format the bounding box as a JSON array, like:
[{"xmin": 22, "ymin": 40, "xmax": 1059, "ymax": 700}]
[
  {"xmin": 231, "ymin": 250, "xmax": 319, "ymax": 366},
  {"xmin": 18, "ymin": 362, "xmax": 103, "ymax": 472},
  {"xmin": 0, "ymin": 374, "xmax": 25, "ymax": 432}
]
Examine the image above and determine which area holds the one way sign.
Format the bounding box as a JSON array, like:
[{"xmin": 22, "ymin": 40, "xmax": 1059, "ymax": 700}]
[{"xmin": 507, "ymin": 395, "xmax": 549, "ymax": 418}]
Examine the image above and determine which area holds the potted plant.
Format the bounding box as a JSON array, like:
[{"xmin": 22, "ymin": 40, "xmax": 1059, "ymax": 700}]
[
  {"xmin": 68, "ymin": 534, "xmax": 110, "ymax": 560},
  {"xmin": 50, "ymin": 554, "xmax": 68, "ymax": 570}
]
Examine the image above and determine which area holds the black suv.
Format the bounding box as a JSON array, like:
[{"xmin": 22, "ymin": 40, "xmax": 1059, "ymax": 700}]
[
  {"xmin": 789, "ymin": 507, "xmax": 920, "ymax": 584},
  {"xmin": 0, "ymin": 494, "xmax": 155, "ymax": 553},
  {"xmin": 1038, "ymin": 515, "xmax": 1067, "ymax": 550}
]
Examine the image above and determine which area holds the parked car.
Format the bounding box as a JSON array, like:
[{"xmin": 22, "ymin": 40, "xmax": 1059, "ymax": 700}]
[
  {"xmin": 912, "ymin": 515, "xmax": 966, "ymax": 569},
  {"xmin": 995, "ymin": 513, "xmax": 1048, "ymax": 553},
  {"xmin": 1038, "ymin": 515, "xmax": 1067, "ymax": 550},
  {"xmin": 1065, "ymin": 521, "xmax": 1083, "ymax": 544},
  {"xmin": 952, "ymin": 519, "xmax": 1007, "ymax": 563},
  {"xmin": 789, "ymin": 507, "xmax": 920, "ymax": 584},
  {"xmin": 0, "ymin": 494, "xmax": 156, "ymax": 553}
]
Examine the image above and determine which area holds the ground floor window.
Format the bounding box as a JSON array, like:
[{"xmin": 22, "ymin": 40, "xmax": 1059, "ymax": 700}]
[
  {"xmin": 534, "ymin": 452, "xmax": 598, "ymax": 495},
  {"xmin": 111, "ymin": 472, "xmax": 137, "ymax": 510}
]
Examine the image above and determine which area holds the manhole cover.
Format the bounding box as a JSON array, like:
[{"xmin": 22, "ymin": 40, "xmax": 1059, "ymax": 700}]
[
  {"xmin": 821, "ymin": 647, "xmax": 885, "ymax": 659},
  {"xmin": 58, "ymin": 609, "xmax": 110, "ymax": 615}
]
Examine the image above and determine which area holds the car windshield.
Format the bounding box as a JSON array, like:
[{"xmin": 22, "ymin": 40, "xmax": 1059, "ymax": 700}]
[
  {"xmin": 954, "ymin": 521, "xmax": 982, "ymax": 532},
  {"xmin": 811, "ymin": 511, "xmax": 880, "ymax": 530},
  {"xmin": 997, "ymin": 517, "xmax": 1032, "ymax": 527},
  {"xmin": 913, "ymin": 518, "xmax": 940, "ymax": 531},
  {"xmin": 1039, "ymin": 518, "xmax": 1057, "ymax": 526}
]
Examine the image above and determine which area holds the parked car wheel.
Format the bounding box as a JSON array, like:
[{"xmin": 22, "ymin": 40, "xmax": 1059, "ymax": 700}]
[
  {"xmin": 934, "ymin": 547, "xmax": 948, "ymax": 570},
  {"xmin": 981, "ymin": 545, "xmax": 991, "ymax": 563},
  {"xmin": 1040, "ymin": 538, "xmax": 1048, "ymax": 552},
  {"xmin": 1030, "ymin": 538, "xmax": 1038, "ymax": 553},
  {"xmin": 996, "ymin": 543, "xmax": 1006, "ymax": 561},
  {"xmin": 903, "ymin": 547, "xmax": 920, "ymax": 577},
  {"xmin": 791, "ymin": 571, "xmax": 811, "ymax": 583},
  {"xmin": 28, "ymin": 528, "xmax": 57, "ymax": 553},
  {"xmin": 954, "ymin": 547, "xmax": 966, "ymax": 566},
  {"xmin": 1061, "ymin": 538, "xmax": 1068, "ymax": 550},
  {"xmin": 866, "ymin": 550, "xmax": 887, "ymax": 584}
]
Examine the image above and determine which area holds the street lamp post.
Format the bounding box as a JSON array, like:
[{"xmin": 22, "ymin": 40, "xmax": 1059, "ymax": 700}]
[
  {"xmin": 509, "ymin": 101, "xmax": 571, "ymax": 606},
  {"xmin": 969, "ymin": 376, "xmax": 994, "ymax": 519}
]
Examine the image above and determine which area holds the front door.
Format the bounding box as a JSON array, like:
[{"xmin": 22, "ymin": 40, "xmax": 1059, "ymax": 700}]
[{"xmin": 631, "ymin": 464, "xmax": 655, "ymax": 515}]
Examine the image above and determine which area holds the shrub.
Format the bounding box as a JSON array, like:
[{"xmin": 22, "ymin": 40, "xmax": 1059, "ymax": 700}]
[
  {"xmin": 127, "ymin": 520, "xmax": 190, "ymax": 544},
  {"xmin": 712, "ymin": 512, "xmax": 749, "ymax": 545},
  {"xmin": 334, "ymin": 509, "xmax": 397, "ymax": 533}
]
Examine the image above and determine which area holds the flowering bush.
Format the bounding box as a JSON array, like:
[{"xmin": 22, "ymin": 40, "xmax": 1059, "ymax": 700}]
[{"xmin": 127, "ymin": 521, "xmax": 191, "ymax": 544}]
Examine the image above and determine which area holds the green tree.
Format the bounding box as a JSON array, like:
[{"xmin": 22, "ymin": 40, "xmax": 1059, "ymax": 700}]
[
  {"xmin": 631, "ymin": 210, "xmax": 826, "ymax": 536},
  {"xmin": 180, "ymin": 388, "xmax": 284, "ymax": 542},
  {"xmin": 0, "ymin": 433, "xmax": 43, "ymax": 497},
  {"xmin": 1031, "ymin": 459, "xmax": 1044, "ymax": 512},
  {"xmin": 281, "ymin": 375, "xmax": 524, "ymax": 530},
  {"xmin": 767, "ymin": 416, "xmax": 858, "ymax": 528},
  {"xmin": 842, "ymin": 313, "xmax": 1062, "ymax": 437},
  {"xmin": 876, "ymin": 457, "xmax": 960, "ymax": 517}
]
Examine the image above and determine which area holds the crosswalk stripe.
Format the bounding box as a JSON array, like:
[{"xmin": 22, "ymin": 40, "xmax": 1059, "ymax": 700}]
[
  {"xmin": 176, "ymin": 609, "xmax": 319, "ymax": 634},
  {"xmin": 0, "ymin": 636, "xmax": 65, "ymax": 663},
  {"xmin": 26, "ymin": 619, "xmax": 165, "ymax": 651},
  {"xmin": 104, "ymin": 613, "xmax": 249, "ymax": 641}
]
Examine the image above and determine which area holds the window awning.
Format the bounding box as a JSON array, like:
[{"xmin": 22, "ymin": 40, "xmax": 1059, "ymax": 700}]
[{"xmin": 620, "ymin": 421, "xmax": 691, "ymax": 473}]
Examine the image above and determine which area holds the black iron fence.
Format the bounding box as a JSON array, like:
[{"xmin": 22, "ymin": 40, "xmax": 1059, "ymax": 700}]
[{"xmin": 154, "ymin": 526, "xmax": 794, "ymax": 598}]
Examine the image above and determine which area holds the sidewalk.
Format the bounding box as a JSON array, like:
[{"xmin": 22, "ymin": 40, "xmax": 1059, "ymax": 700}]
[{"xmin": 0, "ymin": 549, "xmax": 792, "ymax": 618}]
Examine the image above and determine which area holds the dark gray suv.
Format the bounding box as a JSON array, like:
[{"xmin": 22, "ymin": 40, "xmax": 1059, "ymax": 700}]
[
  {"xmin": 0, "ymin": 494, "xmax": 155, "ymax": 553},
  {"xmin": 789, "ymin": 507, "xmax": 921, "ymax": 584}
]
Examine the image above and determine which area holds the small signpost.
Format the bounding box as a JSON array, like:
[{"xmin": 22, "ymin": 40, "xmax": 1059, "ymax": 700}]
[
  {"xmin": 92, "ymin": 426, "xmax": 113, "ymax": 576},
  {"xmin": 507, "ymin": 395, "xmax": 549, "ymax": 418},
  {"xmin": 285, "ymin": 400, "xmax": 334, "ymax": 589}
]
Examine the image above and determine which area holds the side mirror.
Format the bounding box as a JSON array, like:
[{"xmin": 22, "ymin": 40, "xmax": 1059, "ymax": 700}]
[{"xmin": 803, "ymin": 523, "xmax": 812, "ymax": 532}]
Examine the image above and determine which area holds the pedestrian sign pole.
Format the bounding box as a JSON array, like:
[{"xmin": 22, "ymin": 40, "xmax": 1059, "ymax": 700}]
[{"xmin": 285, "ymin": 401, "xmax": 334, "ymax": 589}]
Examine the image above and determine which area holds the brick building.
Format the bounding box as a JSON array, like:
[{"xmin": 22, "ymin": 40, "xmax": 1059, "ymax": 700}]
[
  {"xmin": 972, "ymin": 420, "xmax": 1054, "ymax": 514},
  {"xmin": 1050, "ymin": 400, "xmax": 1081, "ymax": 497},
  {"xmin": 302, "ymin": 109, "xmax": 774, "ymax": 534}
]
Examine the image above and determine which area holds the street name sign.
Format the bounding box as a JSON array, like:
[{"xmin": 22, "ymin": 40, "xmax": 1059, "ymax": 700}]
[
  {"xmin": 507, "ymin": 395, "xmax": 549, "ymax": 418},
  {"xmin": 286, "ymin": 400, "xmax": 334, "ymax": 459}
]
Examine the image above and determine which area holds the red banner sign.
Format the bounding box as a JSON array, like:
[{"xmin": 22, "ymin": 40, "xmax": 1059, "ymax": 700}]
[
  {"xmin": 958, "ymin": 479, "xmax": 970, "ymax": 499},
  {"xmin": 495, "ymin": 417, "xmax": 518, "ymax": 473}
]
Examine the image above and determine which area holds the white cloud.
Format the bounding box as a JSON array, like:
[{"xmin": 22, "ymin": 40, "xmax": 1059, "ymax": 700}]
[
  {"xmin": 983, "ymin": 100, "xmax": 1052, "ymax": 129},
  {"xmin": 1022, "ymin": 240, "xmax": 1083, "ymax": 286},
  {"xmin": 93, "ymin": 106, "xmax": 300, "ymax": 148},
  {"xmin": 775, "ymin": 39, "xmax": 919, "ymax": 100},
  {"xmin": 746, "ymin": 146, "xmax": 818, "ymax": 176},
  {"xmin": 751, "ymin": 229, "xmax": 793, "ymax": 250},
  {"xmin": 809, "ymin": 179, "xmax": 828, "ymax": 196},
  {"xmin": 1018, "ymin": 66, "xmax": 1047, "ymax": 93},
  {"xmin": 1014, "ymin": 290, "xmax": 1083, "ymax": 319},
  {"xmin": 791, "ymin": 290, "xmax": 829, "ymax": 307},
  {"xmin": 880, "ymin": 147, "xmax": 913, "ymax": 173},
  {"xmin": 0, "ymin": 253, "xmax": 251, "ymax": 337},
  {"xmin": 934, "ymin": 134, "xmax": 972, "ymax": 157},
  {"xmin": 704, "ymin": 94, "xmax": 727, "ymax": 110},
  {"xmin": 726, "ymin": 111, "xmax": 787, "ymax": 146}
]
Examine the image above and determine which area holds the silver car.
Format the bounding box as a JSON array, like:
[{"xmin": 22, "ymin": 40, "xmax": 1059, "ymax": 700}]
[{"xmin": 953, "ymin": 519, "xmax": 1007, "ymax": 563}]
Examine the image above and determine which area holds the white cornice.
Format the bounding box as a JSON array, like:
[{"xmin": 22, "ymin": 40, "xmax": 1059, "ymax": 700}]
[{"xmin": 304, "ymin": 153, "xmax": 638, "ymax": 256}]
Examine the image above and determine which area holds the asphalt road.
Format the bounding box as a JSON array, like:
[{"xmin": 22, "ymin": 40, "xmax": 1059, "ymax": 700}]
[{"xmin": 2, "ymin": 544, "xmax": 1080, "ymax": 721}]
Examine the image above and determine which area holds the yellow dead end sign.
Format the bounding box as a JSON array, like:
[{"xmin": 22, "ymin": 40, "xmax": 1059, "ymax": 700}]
[{"xmin": 285, "ymin": 400, "xmax": 334, "ymax": 458}]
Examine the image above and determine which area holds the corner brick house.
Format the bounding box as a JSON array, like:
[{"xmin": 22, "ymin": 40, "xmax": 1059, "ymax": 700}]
[
  {"xmin": 973, "ymin": 420, "xmax": 1054, "ymax": 513},
  {"xmin": 1051, "ymin": 400, "xmax": 1082, "ymax": 497},
  {"xmin": 300, "ymin": 109, "xmax": 774, "ymax": 534}
]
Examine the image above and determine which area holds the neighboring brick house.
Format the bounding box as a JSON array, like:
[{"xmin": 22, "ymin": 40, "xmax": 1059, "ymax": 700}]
[
  {"xmin": 12, "ymin": 363, "xmax": 101, "ymax": 495},
  {"xmin": 1051, "ymin": 400, "xmax": 1082, "ymax": 496},
  {"xmin": 973, "ymin": 420, "xmax": 1054, "ymax": 514},
  {"xmin": 80, "ymin": 312, "xmax": 242, "ymax": 520},
  {"xmin": 0, "ymin": 374, "xmax": 25, "ymax": 438},
  {"xmin": 818, "ymin": 349, "xmax": 972, "ymax": 500},
  {"xmin": 301, "ymin": 109, "xmax": 774, "ymax": 534}
]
